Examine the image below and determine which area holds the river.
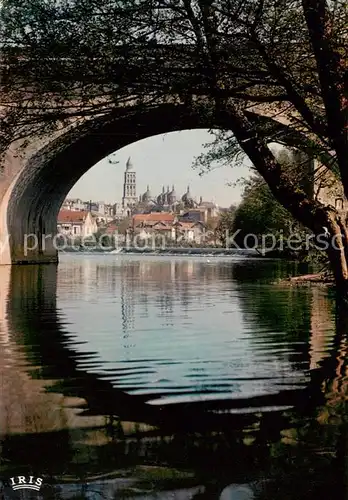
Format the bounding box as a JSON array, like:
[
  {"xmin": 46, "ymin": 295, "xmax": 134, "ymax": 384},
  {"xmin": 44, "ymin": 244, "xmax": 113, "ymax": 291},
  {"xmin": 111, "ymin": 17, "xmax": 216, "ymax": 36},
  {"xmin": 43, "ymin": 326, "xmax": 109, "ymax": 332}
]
[{"xmin": 0, "ymin": 254, "xmax": 346, "ymax": 499}]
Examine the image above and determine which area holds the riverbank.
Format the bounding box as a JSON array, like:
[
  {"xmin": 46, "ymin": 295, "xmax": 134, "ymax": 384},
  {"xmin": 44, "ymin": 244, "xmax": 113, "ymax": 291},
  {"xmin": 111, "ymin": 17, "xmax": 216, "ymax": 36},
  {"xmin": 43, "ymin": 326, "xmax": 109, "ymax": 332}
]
[{"xmin": 275, "ymin": 271, "xmax": 334, "ymax": 286}]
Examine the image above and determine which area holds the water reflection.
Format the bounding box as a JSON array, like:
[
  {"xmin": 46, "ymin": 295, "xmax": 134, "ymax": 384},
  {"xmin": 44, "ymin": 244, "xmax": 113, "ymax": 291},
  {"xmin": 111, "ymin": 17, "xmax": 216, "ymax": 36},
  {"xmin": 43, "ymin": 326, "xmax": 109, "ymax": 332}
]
[
  {"xmin": 1, "ymin": 256, "xmax": 348, "ymax": 499},
  {"xmin": 56, "ymin": 256, "xmax": 333, "ymax": 408}
]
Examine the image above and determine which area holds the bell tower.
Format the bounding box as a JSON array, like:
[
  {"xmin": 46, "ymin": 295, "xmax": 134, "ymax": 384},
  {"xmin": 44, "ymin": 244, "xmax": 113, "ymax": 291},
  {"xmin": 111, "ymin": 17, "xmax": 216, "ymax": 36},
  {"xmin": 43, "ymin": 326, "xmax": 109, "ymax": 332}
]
[{"xmin": 122, "ymin": 157, "xmax": 137, "ymax": 209}]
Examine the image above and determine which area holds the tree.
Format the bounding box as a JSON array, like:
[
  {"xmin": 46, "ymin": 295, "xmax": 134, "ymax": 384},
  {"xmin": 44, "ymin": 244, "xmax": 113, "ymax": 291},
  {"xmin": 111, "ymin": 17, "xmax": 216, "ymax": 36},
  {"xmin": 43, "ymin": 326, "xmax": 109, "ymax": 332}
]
[
  {"xmin": 231, "ymin": 172, "xmax": 327, "ymax": 261},
  {"xmin": 215, "ymin": 205, "xmax": 237, "ymax": 246},
  {"xmin": 229, "ymin": 149, "xmax": 323, "ymax": 258},
  {"xmin": 1, "ymin": 0, "xmax": 348, "ymax": 297},
  {"xmin": 233, "ymin": 175, "xmax": 295, "ymax": 246}
]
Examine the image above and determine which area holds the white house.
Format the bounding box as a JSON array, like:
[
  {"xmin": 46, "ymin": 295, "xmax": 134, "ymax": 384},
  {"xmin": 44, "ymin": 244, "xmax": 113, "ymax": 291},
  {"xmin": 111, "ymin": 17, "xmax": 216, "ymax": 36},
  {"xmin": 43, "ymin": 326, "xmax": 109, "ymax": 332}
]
[
  {"xmin": 174, "ymin": 221, "xmax": 206, "ymax": 243},
  {"xmin": 57, "ymin": 210, "xmax": 98, "ymax": 237}
]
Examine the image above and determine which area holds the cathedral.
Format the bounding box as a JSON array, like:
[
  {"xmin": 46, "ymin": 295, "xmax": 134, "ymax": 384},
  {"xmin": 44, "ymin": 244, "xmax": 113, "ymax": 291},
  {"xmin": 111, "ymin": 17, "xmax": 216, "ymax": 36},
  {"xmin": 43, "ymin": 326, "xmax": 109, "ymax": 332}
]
[
  {"xmin": 122, "ymin": 157, "xmax": 138, "ymax": 210},
  {"xmin": 139, "ymin": 184, "xmax": 199, "ymax": 212},
  {"xmin": 121, "ymin": 157, "xmax": 208, "ymax": 214}
]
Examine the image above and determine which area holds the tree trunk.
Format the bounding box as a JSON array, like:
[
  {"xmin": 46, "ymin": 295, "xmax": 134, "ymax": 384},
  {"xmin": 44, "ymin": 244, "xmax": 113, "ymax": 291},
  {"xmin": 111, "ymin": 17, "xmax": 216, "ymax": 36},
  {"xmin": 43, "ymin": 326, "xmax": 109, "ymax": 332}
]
[
  {"xmin": 325, "ymin": 215, "xmax": 348, "ymax": 305},
  {"xmin": 328, "ymin": 251, "xmax": 348, "ymax": 306},
  {"xmin": 219, "ymin": 105, "xmax": 348, "ymax": 305}
]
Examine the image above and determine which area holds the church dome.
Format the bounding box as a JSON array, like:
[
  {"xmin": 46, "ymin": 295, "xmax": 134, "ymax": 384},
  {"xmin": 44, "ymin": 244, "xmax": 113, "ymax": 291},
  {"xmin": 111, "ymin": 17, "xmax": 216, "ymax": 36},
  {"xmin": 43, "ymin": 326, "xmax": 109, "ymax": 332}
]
[
  {"xmin": 169, "ymin": 184, "xmax": 177, "ymax": 197},
  {"xmin": 168, "ymin": 184, "xmax": 177, "ymax": 204},
  {"xmin": 181, "ymin": 185, "xmax": 193, "ymax": 202},
  {"xmin": 157, "ymin": 186, "xmax": 166, "ymax": 205},
  {"xmin": 141, "ymin": 185, "xmax": 152, "ymax": 202}
]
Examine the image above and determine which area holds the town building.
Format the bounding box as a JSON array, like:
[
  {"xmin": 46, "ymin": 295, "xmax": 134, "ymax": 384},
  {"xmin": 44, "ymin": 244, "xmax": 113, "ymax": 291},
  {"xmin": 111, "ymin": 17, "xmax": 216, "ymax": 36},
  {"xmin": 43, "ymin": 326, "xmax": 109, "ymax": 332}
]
[
  {"xmin": 132, "ymin": 213, "xmax": 176, "ymax": 240},
  {"xmin": 112, "ymin": 202, "xmax": 126, "ymax": 220},
  {"xmin": 90, "ymin": 210, "xmax": 114, "ymax": 226},
  {"xmin": 131, "ymin": 212, "xmax": 207, "ymax": 243},
  {"xmin": 313, "ymin": 160, "xmax": 347, "ymax": 213},
  {"xmin": 57, "ymin": 210, "xmax": 98, "ymax": 237},
  {"xmin": 173, "ymin": 220, "xmax": 206, "ymax": 243},
  {"xmin": 279, "ymin": 147, "xmax": 348, "ymax": 215},
  {"xmin": 198, "ymin": 199, "xmax": 220, "ymax": 219},
  {"xmin": 59, "ymin": 157, "xmax": 221, "ymax": 235},
  {"xmin": 61, "ymin": 198, "xmax": 115, "ymax": 217},
  {"xmin": 61, "ymin": 198, "xmax": 88, "ymax": 211}
]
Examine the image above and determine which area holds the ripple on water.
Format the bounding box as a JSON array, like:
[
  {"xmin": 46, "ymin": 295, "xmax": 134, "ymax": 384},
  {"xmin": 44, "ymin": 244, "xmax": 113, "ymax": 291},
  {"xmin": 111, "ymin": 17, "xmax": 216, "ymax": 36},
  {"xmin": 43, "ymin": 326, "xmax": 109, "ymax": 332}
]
[{"xmin": 6, "ymin": 255, "xmax": 336, "ymax": 414}]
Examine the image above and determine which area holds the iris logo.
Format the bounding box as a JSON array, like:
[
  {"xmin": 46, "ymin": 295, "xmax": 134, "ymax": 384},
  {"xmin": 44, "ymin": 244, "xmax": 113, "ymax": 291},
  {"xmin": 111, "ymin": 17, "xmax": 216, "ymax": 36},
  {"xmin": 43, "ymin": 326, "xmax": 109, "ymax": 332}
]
[{"xmin": 9, "ymin": 476, "xmax": 43, "ymax": 492}]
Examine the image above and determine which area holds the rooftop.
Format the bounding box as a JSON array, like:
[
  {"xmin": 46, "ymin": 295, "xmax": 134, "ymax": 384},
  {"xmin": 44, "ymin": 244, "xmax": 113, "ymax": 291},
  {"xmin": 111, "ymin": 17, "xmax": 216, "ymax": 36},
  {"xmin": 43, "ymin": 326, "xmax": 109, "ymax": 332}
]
[
  {"xmin": 58, "ymin": 210, "xmax": 90, "ymax": 223},
  {"xmin": 133, "ymin": 213, "xmax": 175, "ymax": 223}
]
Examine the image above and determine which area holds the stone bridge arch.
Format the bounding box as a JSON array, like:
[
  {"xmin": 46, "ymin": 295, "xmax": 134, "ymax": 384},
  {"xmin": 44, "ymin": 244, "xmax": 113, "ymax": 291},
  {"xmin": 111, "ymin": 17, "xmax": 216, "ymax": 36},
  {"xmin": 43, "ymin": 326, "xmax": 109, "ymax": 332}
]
[
  {"xmin": 0, "ymin": 102, "xmax": 220, "ymax": 264},
  {"xmin": 0, "ymin": 97, "xmax": 323, "ymax": 265}
]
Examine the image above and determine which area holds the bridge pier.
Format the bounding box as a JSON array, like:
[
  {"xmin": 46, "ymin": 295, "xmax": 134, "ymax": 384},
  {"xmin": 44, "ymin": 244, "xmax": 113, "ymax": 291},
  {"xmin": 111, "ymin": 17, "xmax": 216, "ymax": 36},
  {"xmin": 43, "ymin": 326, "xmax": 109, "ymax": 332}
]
[
  {"xmin": 10, "ymin": 237, "xmax": 59, "ymax": 265},
  {"xmin": 0, "ymin": 222, "xmax": 59, "ymax": 266},
  {"xmin": 0, "ymin": 151, "xmax": 60, "ymax": 265},
  {"xmin": 0, "ymin": 202, "xmax": 59, "ymax": 265}
]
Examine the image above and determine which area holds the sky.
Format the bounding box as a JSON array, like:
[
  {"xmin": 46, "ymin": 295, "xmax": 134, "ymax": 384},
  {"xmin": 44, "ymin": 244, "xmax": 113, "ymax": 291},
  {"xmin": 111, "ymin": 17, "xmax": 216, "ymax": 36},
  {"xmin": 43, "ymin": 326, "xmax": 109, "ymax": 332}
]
[{"xmin": 68, "ymin": 129, "xmax": 253, "ymax": 208}]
